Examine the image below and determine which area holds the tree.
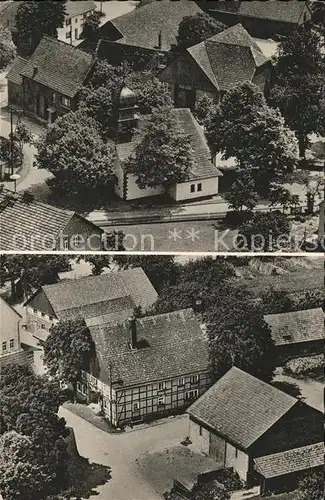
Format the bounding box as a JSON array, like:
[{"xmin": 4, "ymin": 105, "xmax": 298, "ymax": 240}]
[
  {"xmin": 78, "ymin": 86, "xmax": 116, "ymax": 138},
  {"xmin": 11, "ymin": 122, "xmax": 33, "ymax": 150},
  {"xmin": 297, "ymin": 471, "xmax": 323, "ymax": 500},
  {"xmin": 193, "ymin": 94, "xmax": 218, "ymax": 127},
  {"xmin": 81, "ymin": 255, "xmax": 112, "ymax": 275},
  {"xmin": 126, "ymin": 108, "xmax": 194, "ymax": 189},
  {"xmin": 191, "ymin": 480, "xmax": 230, "ymax": 500},
  {"xmin": 80, "ymin": 11, "xmax": 101, "ymax": 43},
  {"xmin": 261, "ymin": 286, "xmax": 293, "ymax": 314},
  {"xmin": 206, "ymin": 292, "xmax": 275, "ymax": 383},
  {"xmin": 207, "ymin": 82, "xmax": 298, "ymax": 198},
  {"xmin": 125, "ymin": 72, "xmax": 173, "ymax": 114},
  {"xmin": 35, "ymin": 111, "xmax": 116, "ymax": 194},
  {"xmin": 176, "ymin": 12, "xmax": 226, "ymax": 49},
  {"xmin": 267, "ymin": 26, "xmax": 325, "ymax": 157},
  {"xmin": 237, "ymin": 212, "xmax": 291, "ymax": 251},
  {"xmin": 43, "ymin": 318, "xmax": 94, "ymax": 394},
  {"xmin": 224, "ymin": 170, "xmax": 259, "ymax": 211},
  {"xmin": 0, "ymin": 27, "xmax": 16, "ymax": 69},
  {"xmin": 286, "ymin": 171, "xmax": 325, "ymax": 214},
  {"xmin": 13, "ymin": 1, "xmax": 67, "ymax": 56}
]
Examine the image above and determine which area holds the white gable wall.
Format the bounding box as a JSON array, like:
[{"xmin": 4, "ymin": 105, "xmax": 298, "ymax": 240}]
[{"xmin": 170, "ymin": 177, "xmax": 219, "ymax": 201}]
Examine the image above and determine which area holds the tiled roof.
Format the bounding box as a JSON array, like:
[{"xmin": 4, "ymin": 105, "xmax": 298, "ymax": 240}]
[
  {"xmin": 264, "ymin": 308, "xmax": 324, "ymax": 346},
  {"xmin": 238, "ymin": 1, "xmax": 308, "ymax": 24},
  {"xmin": 187, "ymin": 367, "xmax": 297, "ymax": 449},
  {"xmin": 89, "ymin": 308, "xmax": 209, "ymax": 387},
  {"xmin": 0, "ymin": 188, "xmax": 75, "ymax": 251},
  {"xmin": 207, "ymin": 1, "xmax": 240, "ymax": 14},
  {"xmin": 65, "ymin": 0, "xmax": 96, "ymax": 19},
  {"xmin": 40, "ymin": 268, "xmax": 158, "ymax": 319},
  {"xmin": 20, "ymin": 36, "xmax": 95, "ymax": 98},
  {"xmin": 117, "ymin": 108, "xmax": 222, "ymax": 180},
  {"xmin": 254, "ymin": 442, "xmax": 324, "ymax": 478},
  {"xmin": 187, "ymin": 24, "xmax": 268, "ymax": 91},
  {"xmin": 110, "ymin": 0, "xmax": 203, "ymax": 51},
  {"xmin": 6, "ymin": 56, "xmax": 28, "ymax": 86}
]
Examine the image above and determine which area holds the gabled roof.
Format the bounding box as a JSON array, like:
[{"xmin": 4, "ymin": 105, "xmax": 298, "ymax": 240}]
[
  {"xmin": 65, "ymin": 0, "xmax": 96, "ymax": 19},
  {"xmin": 254, "ymin": 442, "xmax": 324, "ymax": 479},
  {"xmin": 109, "ymin": 0, "xmax": 203, "ymax": 51},
  {"xmin": 0, "ymin": 188, "xmax": 75, "ymax": 250},
  {"xmin": 89, "ymin": 308, "xmax": 209, "ymax": 387},
  {"xmin": 264, "ymin": 308, "xmax": 324, "ymax": 346},
  {"xmin": 187, "ymin": 367, "xmax": 298, "ymax": 449},
  {"xmin": 20, "ymin": 36, "xmax": 95, "ymax": 98},
  {"xmin": 6, "ymin": 56, "xmax": 28, "ymax": 86},
  {"xmin": 26, "ymin": 268, "xmax": 158, "ymax": 321},
  {"xmin": 238, "ymin": 1, "xmax": 309, "ymax": 24},
  {"xmin": 187, "ymin": 24, "xmax": 269, "ymax": 91},
  {"xmin": 0, "ymin": 296, "xmax": 22, "ymax": 321},
  {"xmin": 117, "ymin": 108, "xmax": 222, "ymax": 180}
]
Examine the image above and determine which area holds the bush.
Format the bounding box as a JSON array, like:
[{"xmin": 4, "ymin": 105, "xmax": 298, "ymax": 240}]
[
  {"xmin": 284, "ymin": 355, "xmax": 324, "ymax": 381},
  {"xmin": 222, "ymin": 210, "xmax": 252, "ymax": 228},
  {"xmin": 214, "ymin": 468, "xmax": 244, "ymax": 491}
]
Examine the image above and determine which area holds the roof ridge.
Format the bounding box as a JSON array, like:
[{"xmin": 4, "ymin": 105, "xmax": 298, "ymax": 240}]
[
  {"xmin": 40, "ymin": 35, "xmax": 92, "ymax": 54},
  {"xmin": 137, "ymin": 308, "xmax": 194, "ymax": 323},
  {"xmin": 42, "ymin": 267, "xmax": 144, "ymax": 289}
]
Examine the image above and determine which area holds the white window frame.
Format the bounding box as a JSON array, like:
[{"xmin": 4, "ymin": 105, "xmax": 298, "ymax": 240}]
[
  {"xmin": 61, "ymin": 96, "xmax": 71, "ymax": 108},
  {"xmin": 157, "ymin": 396, "xmax": 165, "ymax": 406},
  {"xmin": 177, "ymin": 377, "xmax": 185, "ymax": 386},
  {"xmin": 72, "ymin": 234, "xmax": 83, "ymax": 247},
  {"xmin": 197, "ymin": 183, "xmax": 202, "ymax": 192},
  {"xmin": 9, "ymin": 339, "xmax": 14, "ymax": 350},
  {"xmin": 190, "ymin": 184, "xmax": 195, "ymax": 193},
  {"xmin": 158, "ymin": 382, "xmax": 165, "ymax": 391},
  {"xmin": 41, "ymin": 324, "xmax": 46, "ymax": 330},
  {"xmin": 190, "ymin": 375, "xmax": 199, "ymax": 384},
  {"xmin": 185, "ymin": 389, "xmax": 198, "ymax": 401},
  {"xmin": 133, "ymin": 402, "xmax": 139, "ymax": 412},
  {"xmin": 2, "ymin": 341, "xmax": 7, "ymax": 352}
]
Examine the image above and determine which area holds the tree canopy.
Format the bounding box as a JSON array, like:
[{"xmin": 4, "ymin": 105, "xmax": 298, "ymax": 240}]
[
  {"xmin": 125, "ymin": 108, "xmax": 194, "ymax": 189},
  {"xmin": 80, "ymin": 11, "xmax": 101, "ymax": 43},
  {"xmin": 0, "ymin": 27, "xmax": 16, "ymax": 69},
  {"xmin": 13, "ymin": 0, "xmax": 66, "ymax": 56},
  {"xmin": 176, "ymin": 12, "xmax": 226, "ymax": 49},
  {"xmin": 237, "ymin": 211, "xmax": 291, "ymax": 251},
  {"xmin": 297, "ymin": 471, "xmax": 323, "ymax": 500},
  {"xmin": 35, "ymin": 111, "xmax": 116, "ymax": 194}
]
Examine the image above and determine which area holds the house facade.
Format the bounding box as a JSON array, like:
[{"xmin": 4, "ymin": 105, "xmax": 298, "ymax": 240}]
[
  {"xmin": 57, "ymin": 0, "xmax": 96, "ymax": 45},
  {"xmin": 187, "ymin": 367, "xmax": 323, "ymax": 487},
  {"xmin": 0, "ymin": 296, "xmax": 29, "ymax": 367},
  {"xmin": 7, "ymin": 36, "xmax": 95, "ymax": 124},
  {"xmin": 80, "ymin": 309, "xmax": 210, "ymax": 427},
  {"xmin": 159, "ymin": 24, "xmax": 272, "ymax": 109}
]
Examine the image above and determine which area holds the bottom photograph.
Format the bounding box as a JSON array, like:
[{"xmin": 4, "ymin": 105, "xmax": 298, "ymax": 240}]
[{"xmin": 0, "ymin": 254, "xmax": 324, "ymax": 500}]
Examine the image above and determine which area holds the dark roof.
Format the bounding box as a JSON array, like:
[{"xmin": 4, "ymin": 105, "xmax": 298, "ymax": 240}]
[
  {"xmin": 38, "ymin": 268, "xmax": 158, "ymax": 320},
  {"xmin": 65, "ymin": 0, "xmax": 96, "ymax": 19},
  {"xmin": 109, "ymin": 0, "xmax": 203, "ymax": 51},
  {"xmin": 20, "ymin": 36, "xmax": 95, "ymax": 98},
  {"xmin": 254, "ymin": 442, "xmax": 324, "ymax": 478},
  {"xmin": 6, "ymin": 56, "xmax": 28, "ymax": 85},
  {"xmin": 187, "ymin": 24, "xmax": 268, "ymax": 91},
  {"xmin": 0, "ymin": 188, "xmax": 75, "ymax": 250},
  {"xmin": 187, "ymin": 367, "xmax": 298, "ymax": 449},
  {"xmin": 206, "ymin": 1, "xmax": 240, "ymax": 14},
  {"xmin": 116, "ymin": 108, "xmax": 222, "ymax": 180},
  {"xmin": 89, "ymin": 308, "xmax": 209, "ymax": 387},
  {"xmin": 264, "ymin": 308, "xmax": 324, "ymax": 346},
  {"xmin": 238, "ymin": 1, "xmax": 308, "ymax": 24}
]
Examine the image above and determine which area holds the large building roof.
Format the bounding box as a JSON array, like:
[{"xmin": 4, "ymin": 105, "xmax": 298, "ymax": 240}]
[
  {"xmin": 187, "ymin": 367, "xmax": 298, "ymax": 449},
  {"xmin": 238, "ymin": 1, "xmax": 309, "ymax": 24},
  {"xmin": 254, "ymin": 442, "xmax": 324, "ymax": 479},
  {"xmin": 89, "ymin": 308, "xmax": 209, "ymax": 387},
  {"xmin": 20, "ymin": 36, "xmax": 95, "ymax": 98},
  {"xmin": 264, "ymin": 308, "xmax": 324, "ymax": 346},
  {"xmin": 65, "ymin": 0, "xmax": 96, "ymax": 19},
  {"xmin": 187, "ymin": 24, "xmax": 269, "ymax": 92},
  {"xmin": 28, "ymin": 267, "xmax": 158, "ymax": 321},
  {"xmin": 6, "ymin": 56, "xmax": 28, "ymax": 86},
  {"xmin": 117, "ymin": 108, "xmax": 222, "ymax": 180},
  {"xmin": 0, "ymin": 188, "xmax": 77, "ymax": 251},
  {"xmin": 109, "ymin": 0, "xmax": 203, "ymax": 51}
]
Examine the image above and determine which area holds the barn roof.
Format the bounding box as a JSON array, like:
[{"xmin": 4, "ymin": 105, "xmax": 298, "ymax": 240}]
[
  {"xmin": 264, "ymin": 308, "xmax": 324, "ymax": 346},
  {"xmin": 238, "ymin": 1, "xmax": 309, "ymax": 24}
]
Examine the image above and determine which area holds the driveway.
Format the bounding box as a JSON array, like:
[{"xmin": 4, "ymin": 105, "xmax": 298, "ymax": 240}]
[
  {"xmin": 59, "ymin": 407, "xmax": 190, "ymax": 500},
  {"xmin": 273, "ymin": 371, "xmax": 323, "ymax": 412}
]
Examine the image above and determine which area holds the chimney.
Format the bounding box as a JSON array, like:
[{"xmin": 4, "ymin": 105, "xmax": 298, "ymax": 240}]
[
  {"xmin": 129, "ymin": 317, "xmax": 137, "ymax": 349},
  {"xmin": 158, "ymin": 30, "xmax": 162, "ymax": 50},
  {"xmin": 32, "ymin": 65, "xmax": 38, "ymax": 78}
]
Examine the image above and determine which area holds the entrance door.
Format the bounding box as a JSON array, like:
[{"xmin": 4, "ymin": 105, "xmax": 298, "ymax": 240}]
[
  {"xmin": 209, "ymin": 433, "xmax": 226, "ymax": 464},
  {"xmin": 36, "ymin": 95, "xmax": 49, "ymax": 120}
]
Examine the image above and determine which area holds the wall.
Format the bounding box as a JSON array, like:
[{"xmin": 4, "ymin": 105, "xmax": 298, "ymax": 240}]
[
  {"xmin": 25, "ymin": 305, "xmax": 58, "ymax": 337},
  {"xmin": 60, "ymin": 215, "xmax": 103, "ymax": 251},
  {"xmin": 8, "ymin": 81, "xmax": 23, "ymax": 108},
  {"xmin": 125, "ymin": 173, "xmax": 165, "ymax": 200},
  {"xmin": 225, "ymin": 442, "xmax": 250, "ymax": 481},
  {"xmin": 252, "ymin": 65, "xmax": 271, "ymax": 93},
  {"xmin": 57, "ymin": 8, "xmax": 95, "ymax": 43},
  {"xmin": 189, "ymin": 418, "xmax": 210, "ymax": 455},
  {"xmin": 171, "ymin": 177, "xmax": 219, "ymax": 202},
  {"xmin": 0, "ymin": 299, "xmax": 21, "ymax": 356}
]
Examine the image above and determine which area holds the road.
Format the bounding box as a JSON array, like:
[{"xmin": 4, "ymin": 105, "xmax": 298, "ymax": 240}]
[{"xmin": 59, "ymin": 406, "xmax": 188, "ymax": 500}]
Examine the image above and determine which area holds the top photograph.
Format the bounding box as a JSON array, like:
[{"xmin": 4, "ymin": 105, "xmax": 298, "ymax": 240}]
[{"xmin": 0, "ymin": 0, "xmax": 324, "ymax": 252}]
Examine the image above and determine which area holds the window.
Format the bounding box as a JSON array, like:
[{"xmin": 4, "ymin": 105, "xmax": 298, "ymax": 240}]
[
  {"xmin": 2, "ymin": 341, "xmax": 7, "ymax": 352},
  {"xmin": 41, "ymin": 312, "xmax": 45, "ymax": 317},
  {"xmin": 197, "ymin": 183, "xmax": 202, "ymax": 192},
  {"xmin": 133, "ymin": 402, "xmax": 139, "ymax": 412},
  {"xmin": 41, "ymin": 324, "xmax": 46, "ymax": 330},
  {"xmin": 9, "ymin": 339, "xmax": 14, "ymax": 349},
  {"xmin": 199, "ymin": 426, "xmax": 202, "ymax": 436},
  {"xmin": 62, "ymin": 237, "xmax": 69, "ymax": 250},
  {"xmin": 72, "ymin": 234, "xmax": 83, "ymax": 248},
  {"xmin": 74, "ymin": 28, "xmax": 78, "ymax": 39},
  {"xmin": 190, "ymin": 184, "xmax": 195, "ymax": 193},
  {"xmin": 235, "ymin": 447, "xmax": 238, "ymax": 458},
  {"xmin": 49, "ymin": 316, "xmax": 53, "ymax": 322},
  {"xmin": 185, "ymin": 389, "xmax": 198, "ymax": 401},
  {"xmin": 61, "ymin": 96, "xmax": 71, "ymax": 108},
  {"xmin": 66, "ymin": 31, "xmax": 71, "ymax": 39},
  {"xmin": 75, "ymin": 17, "xmax": 78, "ymax": 23},
  {"xmin": 66, "ymin": 18, "xmax": 71, "ymax": 26},
  {"xmin": 158, "ymin": 396, "xmax": 165, "ymax": 406},
  {"xmin": 190, "ymin": 375, "xmax": 199, "ymax": 384},
  {"xmin": 77, "ymin": 382, "xmax": 86, "ymax": 395},
  {"xmin": 158, "ymin": 382, "xmax": 165, "ymax": 391},
  {"xmin": 177, "ymin": 378, "xmax": 185, "ymax": 386},
  {"xmin": 52, "ymin": 92, "xmax": 57, "ymax": 104},
  {"xmin": 33, "ymin": 308, "xmax": 37, "ymax": 314}
]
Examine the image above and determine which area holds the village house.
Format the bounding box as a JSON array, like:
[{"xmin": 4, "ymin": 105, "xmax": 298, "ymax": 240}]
[
  {"xmin": 187, "ymin": 367, "xmax": 323, "ymax": 491},
  {"xmin": 57, "ymin": 0, "xmax": 96, "ymax": 45},
  {"xmin": 264, "ymin": 308, "xmax": 325, "ymax": 364},
  {"xmin": 6, "ymin": 36, "xmax": 95, "ymax": 124},
  {"xmin": 0, "ymin": 187, "xmax": 103, "ymax": 251},
  {"xmin": 24, "ymin": 267, "xmax": 158, "ymax": 343},
  {"xmin": 201, "ymin": 1, "xmax": 312, "ymax": 39},
  {"xmin": 159, "ymin": 24, "xmax": 272, "ymax": 109},
  {"xmin": 114, "ymin": 88, "xmax": 222, "ymax": 201},
  {"xmin": 96, "ymin": 0, "xmax": 203, "ymax": 66},
  {"xmin": 0, "ymin": 296, "xmax": 29, "ymax": 367},
  {"xmin": 81, "ymin": 308, "xmax": 210, "ymax": 427}
]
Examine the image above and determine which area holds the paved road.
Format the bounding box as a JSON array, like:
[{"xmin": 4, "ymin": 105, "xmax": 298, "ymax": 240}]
[{"xmin": 59, "ymin": 406, "xmax": 188, "ymax": 500}]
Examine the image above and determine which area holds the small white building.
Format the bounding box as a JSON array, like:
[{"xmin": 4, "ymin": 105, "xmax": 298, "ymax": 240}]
[
  {"xmin": 57, "ymin": 0, "xmax": 96, "ymax": 44},
  {"xmin": 114, "ymin": 88, "xmax": 222, "ymax": 202}
]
